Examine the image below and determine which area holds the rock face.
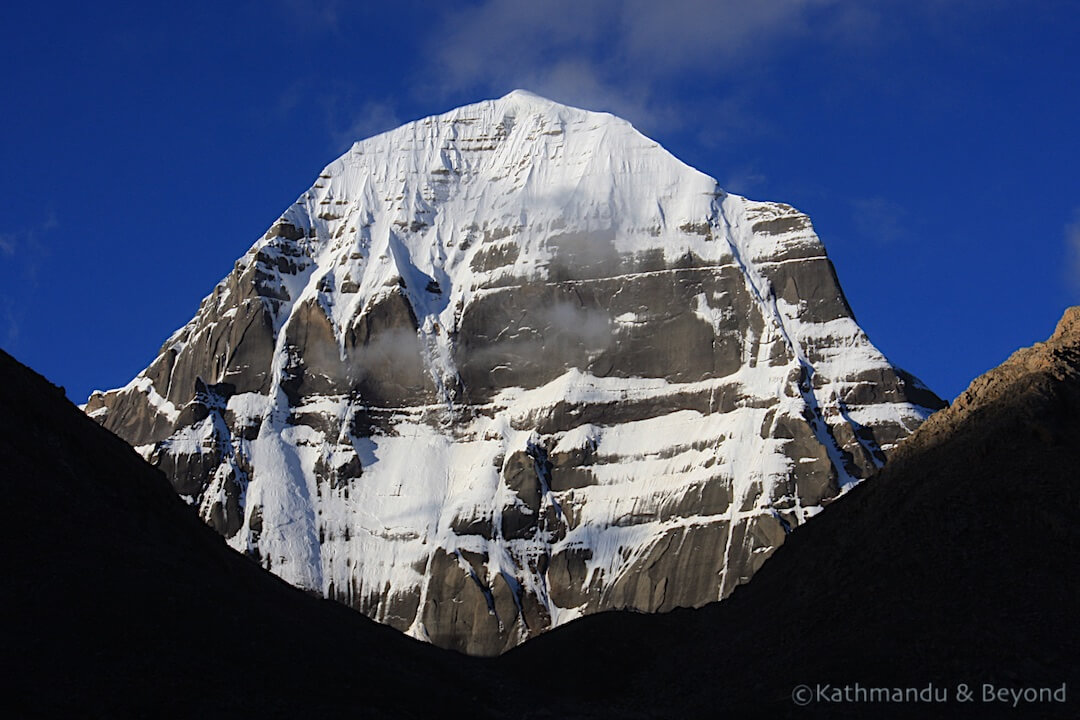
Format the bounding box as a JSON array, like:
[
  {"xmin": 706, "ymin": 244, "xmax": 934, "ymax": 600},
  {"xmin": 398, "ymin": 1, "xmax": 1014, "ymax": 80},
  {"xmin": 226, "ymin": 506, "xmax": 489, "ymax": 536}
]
[
  {"xmin": 500, "ymin": 308, "xmax": 1080, "ymax": 719},
  {"xmin": 85, "ymin": 90, "xmax": 943, "ymax": 655}
]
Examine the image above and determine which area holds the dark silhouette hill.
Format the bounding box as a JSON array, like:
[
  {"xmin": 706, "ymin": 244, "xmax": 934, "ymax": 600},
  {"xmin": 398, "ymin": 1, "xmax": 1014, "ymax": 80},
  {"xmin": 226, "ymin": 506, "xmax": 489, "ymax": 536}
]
[
  {"xmin": 4, "ymin": 306, "xmax": 1078, "ymax": 719},
  {"xmin": 0, "ymin": 348, "xmax": 493, "ymax": 719},
  {"xmin": 498, "ymin": 307, "xmax": 1080, "ymax": 719}
]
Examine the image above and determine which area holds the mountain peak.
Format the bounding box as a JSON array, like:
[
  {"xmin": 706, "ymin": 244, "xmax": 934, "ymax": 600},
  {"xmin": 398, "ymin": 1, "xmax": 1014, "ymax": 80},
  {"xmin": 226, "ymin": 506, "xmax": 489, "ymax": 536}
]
[
  {"xmin": 497, "ymin": 88, "xmax": 553, "ymax": 104},
  {"xmin": 86, "ymin": 92, "xmax": 943, "ymax": 654},
  {"xmin": 489, "ymin": 89, "xmax": 586, "ymax": 117},
  {"xmin": 345, "ymin": 90, "xmax": 628, "ymax": 162},
  {"xmin": 1049, "ymin": 305, "xmax": 1080, "ymax": 345}
]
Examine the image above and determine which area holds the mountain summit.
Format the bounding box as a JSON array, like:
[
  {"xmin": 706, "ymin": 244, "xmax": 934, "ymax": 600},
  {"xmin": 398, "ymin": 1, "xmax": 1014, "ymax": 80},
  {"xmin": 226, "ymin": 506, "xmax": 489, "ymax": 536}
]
[{"xmin": 86, "ymin": 91, "xmax": 943, "ymax": 654}]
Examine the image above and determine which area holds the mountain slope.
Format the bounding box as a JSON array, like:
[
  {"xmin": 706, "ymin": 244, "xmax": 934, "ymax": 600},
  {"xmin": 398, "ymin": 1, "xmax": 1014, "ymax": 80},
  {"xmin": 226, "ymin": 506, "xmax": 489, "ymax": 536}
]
[
  {"xmin": 0, "ymin": 348, "xmax": 492, "ymax": 719},
  {"xmin": 499, "ymin": 307, "xmax": 1080, "ymax": 718},
  {"xmin": 85, "ymin": 90, "xmax": 943, "ymax": 654}
]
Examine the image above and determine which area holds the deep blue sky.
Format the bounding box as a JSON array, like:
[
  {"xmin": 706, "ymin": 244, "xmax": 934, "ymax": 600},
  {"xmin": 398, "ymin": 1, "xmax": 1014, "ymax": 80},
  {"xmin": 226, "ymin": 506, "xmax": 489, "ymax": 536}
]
[{"xmin": 2, "ymin": 0, "xmax": 1077, "ymax": 403}]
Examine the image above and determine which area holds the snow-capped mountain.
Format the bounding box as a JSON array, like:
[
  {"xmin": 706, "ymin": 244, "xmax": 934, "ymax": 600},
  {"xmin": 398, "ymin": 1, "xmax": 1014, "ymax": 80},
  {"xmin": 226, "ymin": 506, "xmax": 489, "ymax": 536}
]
[{"xmin": 86, "ymin": 90, "xmax": 943, "ymax": 654}]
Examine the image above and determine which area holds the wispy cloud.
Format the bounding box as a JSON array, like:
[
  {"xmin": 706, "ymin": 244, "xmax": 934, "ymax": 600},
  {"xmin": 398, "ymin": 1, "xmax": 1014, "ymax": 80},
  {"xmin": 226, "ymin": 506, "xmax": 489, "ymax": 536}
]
[
  {"xmin": 2, "ymin": 302, "xmax": 19, "ymax": 349},
  {"xmin": 333, "ymin": 99, "xmax": 401, "ymax": 149},
  {"xmin": 273, "ymin": 1, "xmax": 969, "ymax": 165},
  {"xmin": 1066, "ymin": 209, "xmax": 1080, "ymax": 290},
  {"xmin": 20, "ymin": 215, "xmax": 58, "ymax": 286},
  {"xmin": 273, "ymin": 0, "xmax": 344, "ymax": 32},
  {"xmin": 0, "ymin": 214, "xmax": 60, "ymax": 350},
  {"xmin": 723, "ymin": 166, "xmax": 769, "ymax": 195},
  {"xmin": 307, "ymin": 81, "xmax": 404, "ymax": 152},
  {"xmin": 0, "ymin": 214, "xmax": 58, "ymax": 271},
  {"xmin": 419, "ymin": 0, "xmax": 860, "ymax": 133},
  {"xmin": 851, "ymin": 197, "xmax": 906, "ymax": 245}
]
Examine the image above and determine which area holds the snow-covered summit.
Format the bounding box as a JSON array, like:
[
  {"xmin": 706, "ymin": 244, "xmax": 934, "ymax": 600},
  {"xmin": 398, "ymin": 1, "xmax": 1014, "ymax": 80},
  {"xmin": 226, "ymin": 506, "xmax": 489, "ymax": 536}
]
[{"xmin": 86, "ymin": 91, "xmax": 944, "ymax": 655}]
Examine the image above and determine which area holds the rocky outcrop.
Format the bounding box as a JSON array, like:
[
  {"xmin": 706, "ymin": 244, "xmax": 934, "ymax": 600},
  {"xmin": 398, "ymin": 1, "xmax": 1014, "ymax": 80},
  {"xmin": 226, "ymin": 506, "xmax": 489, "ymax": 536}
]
[
  {"xmin": 892, "ymin": 306, "xmax": 1080, "ymax": 461},
  {"xmin": 85, "ymin": 90, "xmax": 943, "ymax": 655}
]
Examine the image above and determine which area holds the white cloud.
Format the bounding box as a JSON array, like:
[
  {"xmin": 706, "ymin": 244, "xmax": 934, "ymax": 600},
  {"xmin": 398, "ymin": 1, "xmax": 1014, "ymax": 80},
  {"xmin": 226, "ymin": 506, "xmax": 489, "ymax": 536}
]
[
  {"xmin": 615, "ymin": 0, "xmax": 834, "ymax": 71},
  {"xmin": 723, "ymin": 166, "xmax": 768, "ymax": 195},
  {"xmin": 420, "ymin": 0, "xmax": 854, "ymax": 132},
  {"xmin": 0, "ymin": 234, "xmax": 15, "ymax": 256},
  {"xmin": 851, "ymin": 197, "xmax": 906, "ymax": 245},
  {"xmin": 335, "ymin": 100, "xmax": 401, "ymax": 147}
]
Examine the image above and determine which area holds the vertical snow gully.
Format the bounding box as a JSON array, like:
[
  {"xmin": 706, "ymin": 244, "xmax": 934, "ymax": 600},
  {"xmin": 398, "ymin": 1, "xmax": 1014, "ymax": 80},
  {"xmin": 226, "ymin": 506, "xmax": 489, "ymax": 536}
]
[
  {"xmin": 714, "ymin": 191, "xmax": 860, "ymax": 490},
  {"xmin": 526, "ymin": 439, "xmax": 562, "ymax": 520}
]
